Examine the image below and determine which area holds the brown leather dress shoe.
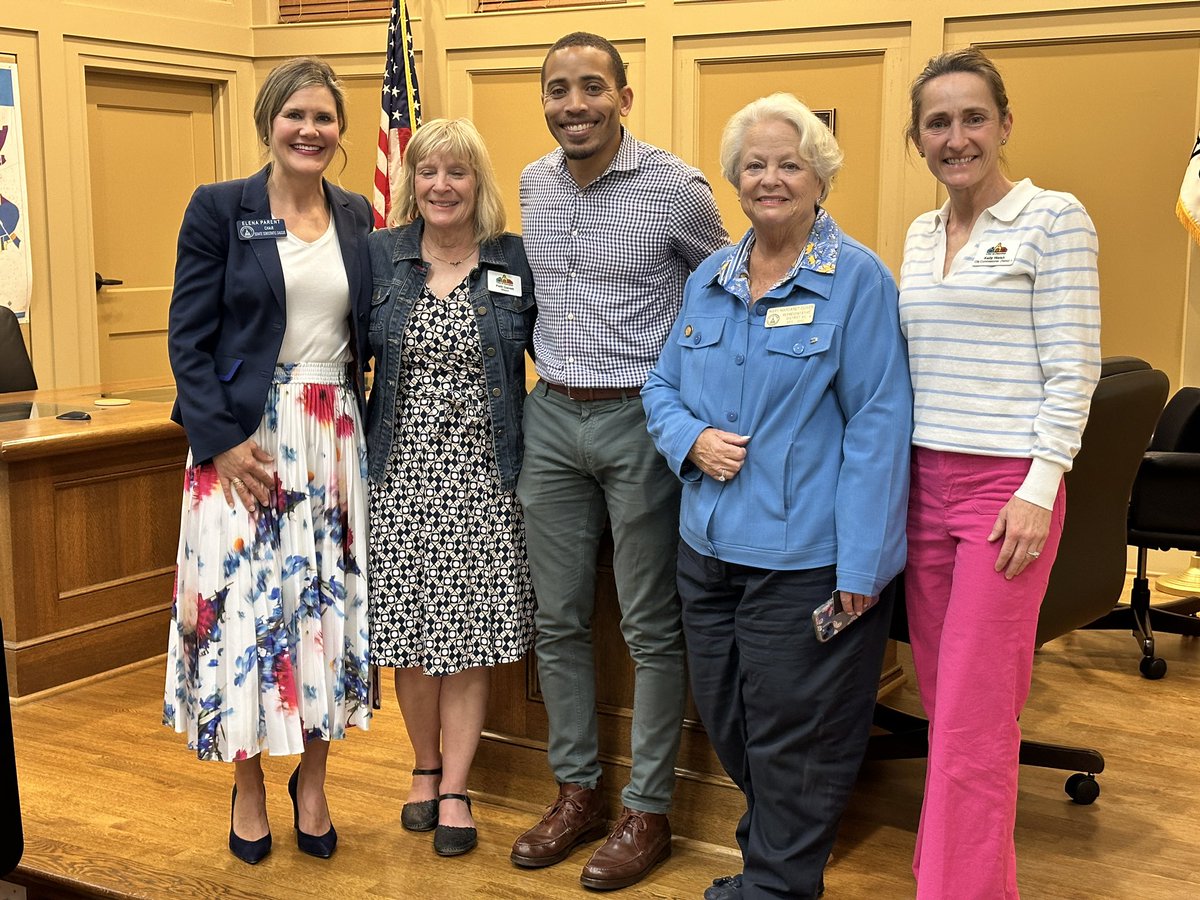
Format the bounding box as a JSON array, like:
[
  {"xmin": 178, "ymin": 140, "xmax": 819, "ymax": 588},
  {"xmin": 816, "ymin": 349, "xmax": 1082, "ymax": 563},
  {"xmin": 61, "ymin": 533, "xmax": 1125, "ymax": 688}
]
[
  {"xmin": 510, "ymin": 782, "xmax": 609, "ymax": 868},
  {"xmin": 579, "ymin": 807, "xmax": 671, "ymax": 890}
]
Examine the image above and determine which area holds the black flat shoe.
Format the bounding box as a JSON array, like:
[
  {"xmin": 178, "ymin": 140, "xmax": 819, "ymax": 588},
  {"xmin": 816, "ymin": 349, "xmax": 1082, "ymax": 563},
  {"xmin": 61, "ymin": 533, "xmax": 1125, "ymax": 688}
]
[
  {"xmin": 433, "ymin": 793, "xmax": 477, "ymax": 857},
  {"xmin": 402, "ymin": 766, "xmax": 442, "ymax": 832},
  {"xmin": 228, "ymin": 785, "xmax": 271, "ymax": 865},
  {"xmin": 288, "ymin": 765, "xmax": 337, "ymax": 858}
]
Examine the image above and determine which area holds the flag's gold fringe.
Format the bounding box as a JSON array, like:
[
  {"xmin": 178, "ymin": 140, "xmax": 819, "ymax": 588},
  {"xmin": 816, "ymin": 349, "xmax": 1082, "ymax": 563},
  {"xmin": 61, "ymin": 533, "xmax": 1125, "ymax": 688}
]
[{"xmin": 1178, "ymin": 197, "xmax": 1200, "ymax": 247}]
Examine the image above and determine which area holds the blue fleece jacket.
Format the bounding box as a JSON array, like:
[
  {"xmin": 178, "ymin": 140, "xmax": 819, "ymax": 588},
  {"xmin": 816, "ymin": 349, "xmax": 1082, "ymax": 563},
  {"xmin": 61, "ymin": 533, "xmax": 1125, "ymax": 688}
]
[{"xmin": 643, "ymin": 213, "xmax": 912, "ymax": 597}]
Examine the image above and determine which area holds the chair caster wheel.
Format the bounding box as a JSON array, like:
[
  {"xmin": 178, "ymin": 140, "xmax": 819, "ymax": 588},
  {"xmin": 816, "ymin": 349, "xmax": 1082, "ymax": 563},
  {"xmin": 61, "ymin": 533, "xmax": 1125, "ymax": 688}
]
[
  {"xmin": 1065, "ymin": 773, "xmax": 1100, "ymax": 805},
  {"xmin": 1139, "ymin": 656, "xmax": 1167, "ymax": 680}
]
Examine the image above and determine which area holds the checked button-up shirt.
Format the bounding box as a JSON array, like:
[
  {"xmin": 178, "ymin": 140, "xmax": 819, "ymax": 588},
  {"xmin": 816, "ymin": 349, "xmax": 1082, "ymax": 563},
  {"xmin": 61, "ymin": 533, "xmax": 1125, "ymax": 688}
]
[{"xmin": 520, "ymin": 129, "xmax": 728, "ymax": 389}]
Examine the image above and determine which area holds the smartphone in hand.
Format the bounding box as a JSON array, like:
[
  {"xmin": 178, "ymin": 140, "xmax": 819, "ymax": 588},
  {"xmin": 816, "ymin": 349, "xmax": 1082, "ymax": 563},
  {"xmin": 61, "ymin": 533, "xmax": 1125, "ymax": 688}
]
[{"xmin": 812, "ymin": 591, "xmax": 879, "ymax": 643}]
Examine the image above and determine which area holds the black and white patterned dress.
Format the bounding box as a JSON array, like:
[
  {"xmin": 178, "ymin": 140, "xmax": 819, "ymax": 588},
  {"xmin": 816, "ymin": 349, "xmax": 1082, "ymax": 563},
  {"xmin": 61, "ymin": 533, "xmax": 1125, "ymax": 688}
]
[{"xmin": 369, "ymin": 277, "xmax": 534, "ymax": 675}]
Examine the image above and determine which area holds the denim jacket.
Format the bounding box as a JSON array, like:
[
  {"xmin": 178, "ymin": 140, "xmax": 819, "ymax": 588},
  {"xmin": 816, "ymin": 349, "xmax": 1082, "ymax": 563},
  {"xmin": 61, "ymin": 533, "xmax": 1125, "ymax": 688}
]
[{"xmin": 365, "ymin": 219, "xmax": 536, "ymax": 490}]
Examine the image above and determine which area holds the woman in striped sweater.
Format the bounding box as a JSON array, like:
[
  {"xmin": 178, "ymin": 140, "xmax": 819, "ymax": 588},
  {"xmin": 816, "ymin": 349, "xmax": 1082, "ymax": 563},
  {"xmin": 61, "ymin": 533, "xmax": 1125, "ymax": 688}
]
[{"xmin": 899, "ymin": 48, "xmax": 1101, "ymax": 899}]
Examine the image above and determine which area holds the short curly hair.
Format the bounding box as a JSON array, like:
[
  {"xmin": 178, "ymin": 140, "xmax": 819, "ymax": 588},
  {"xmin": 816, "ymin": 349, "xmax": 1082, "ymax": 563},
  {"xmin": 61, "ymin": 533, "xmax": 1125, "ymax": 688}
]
[{"xmin": 719, "ymin": 92, "xmax": 843, "ymax": 203}]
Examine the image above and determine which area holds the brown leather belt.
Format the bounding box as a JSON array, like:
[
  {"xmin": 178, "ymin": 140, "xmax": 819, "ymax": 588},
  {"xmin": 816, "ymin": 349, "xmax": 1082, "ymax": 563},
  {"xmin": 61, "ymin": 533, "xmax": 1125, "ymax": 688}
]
[{"xmin": 541, "ymin": 380, "xmax": 641, "ymax": 401}]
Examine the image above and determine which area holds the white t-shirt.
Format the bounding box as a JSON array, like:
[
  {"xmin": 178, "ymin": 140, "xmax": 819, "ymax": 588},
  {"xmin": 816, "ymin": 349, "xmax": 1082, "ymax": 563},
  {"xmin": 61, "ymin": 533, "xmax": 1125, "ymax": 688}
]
[{"xmin": 276, "ymin": 216, "xmax": 352, "ymax": 364}]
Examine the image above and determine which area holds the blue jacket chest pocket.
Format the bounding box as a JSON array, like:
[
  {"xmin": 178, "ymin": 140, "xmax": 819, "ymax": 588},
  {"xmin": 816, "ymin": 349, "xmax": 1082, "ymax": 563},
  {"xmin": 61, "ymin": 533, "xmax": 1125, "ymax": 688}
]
[
  {"xmin": 676, "ymin": 316, "xmax": 726, "ymax": 350},
  {"xmin": 492, "ymin": 292, "xmax": 535, "ymax": 341},
  {"xmin": 676, "ymin": 317, "xmax": 726, "ymax": 403},
  {"xmin": 765, "ymin": 321, "xmax": 836, "ymax": 359},
  {"xmin": 368, "ymin": 285, "xmax": 392, "ymax": 333}
]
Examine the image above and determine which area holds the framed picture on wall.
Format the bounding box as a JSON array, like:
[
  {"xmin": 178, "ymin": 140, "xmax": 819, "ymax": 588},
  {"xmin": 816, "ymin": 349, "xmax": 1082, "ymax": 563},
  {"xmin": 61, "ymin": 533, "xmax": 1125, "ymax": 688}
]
[{"xmin": 813, "ymin": 109, "xmax": 836, "ymax": 135}]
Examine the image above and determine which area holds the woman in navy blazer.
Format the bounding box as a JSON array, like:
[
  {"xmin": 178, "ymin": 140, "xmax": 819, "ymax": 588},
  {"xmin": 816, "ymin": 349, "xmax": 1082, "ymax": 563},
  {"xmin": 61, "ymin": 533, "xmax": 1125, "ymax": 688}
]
[{"xmin": 162, "ymin": 57, "xmax": 373, "ymax": 865}]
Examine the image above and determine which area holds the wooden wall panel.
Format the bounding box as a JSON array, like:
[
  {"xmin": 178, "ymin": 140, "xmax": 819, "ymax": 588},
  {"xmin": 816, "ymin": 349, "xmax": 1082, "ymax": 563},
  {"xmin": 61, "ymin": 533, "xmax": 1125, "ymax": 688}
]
[{"xmin": 53, "ymin": 465, "xmax": 180, "ymax": 598}]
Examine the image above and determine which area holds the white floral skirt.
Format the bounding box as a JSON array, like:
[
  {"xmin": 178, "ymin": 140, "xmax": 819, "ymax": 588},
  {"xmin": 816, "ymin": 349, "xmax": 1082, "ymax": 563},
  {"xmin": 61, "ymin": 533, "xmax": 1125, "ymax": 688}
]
[{"xmin": 163, "ymin": 362, "xmax": 371, "ymax": 761}]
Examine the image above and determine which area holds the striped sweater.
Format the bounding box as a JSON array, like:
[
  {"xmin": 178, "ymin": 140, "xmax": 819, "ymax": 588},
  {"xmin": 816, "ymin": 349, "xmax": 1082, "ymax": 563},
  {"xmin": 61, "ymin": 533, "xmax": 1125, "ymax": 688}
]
[{"xmin": 898, "ymin": 179, "xmax": 1101, "ymax": 509}]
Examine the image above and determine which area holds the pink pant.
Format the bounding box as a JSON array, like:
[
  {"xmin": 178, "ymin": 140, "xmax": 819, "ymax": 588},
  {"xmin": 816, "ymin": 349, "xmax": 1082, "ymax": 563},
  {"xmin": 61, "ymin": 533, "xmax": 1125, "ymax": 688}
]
[{"xmin": 906, "ymin": 448, "xmax": 1066, "ymax": 900}]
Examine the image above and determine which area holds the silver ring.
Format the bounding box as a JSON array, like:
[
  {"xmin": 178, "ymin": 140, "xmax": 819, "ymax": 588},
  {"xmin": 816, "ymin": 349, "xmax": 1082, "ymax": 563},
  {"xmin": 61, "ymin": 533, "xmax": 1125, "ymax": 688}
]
[{"xmin": 1026, "ymin": 550, "xmax": 1040, "ymax": 559}]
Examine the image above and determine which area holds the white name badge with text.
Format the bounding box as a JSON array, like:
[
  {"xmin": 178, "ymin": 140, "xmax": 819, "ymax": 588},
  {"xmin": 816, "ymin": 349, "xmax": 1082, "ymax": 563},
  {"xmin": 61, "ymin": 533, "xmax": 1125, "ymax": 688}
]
[
  {"xmin": 765, "ymin": 304, "xmax": 815, "ymax": 328},
  {"xmin": 487, "ymin": 270, "xmax": 522, "ymax": 296},
  {"xmin": 973, "ymin": 240, "xmax": 1017, "ymax": 266}
]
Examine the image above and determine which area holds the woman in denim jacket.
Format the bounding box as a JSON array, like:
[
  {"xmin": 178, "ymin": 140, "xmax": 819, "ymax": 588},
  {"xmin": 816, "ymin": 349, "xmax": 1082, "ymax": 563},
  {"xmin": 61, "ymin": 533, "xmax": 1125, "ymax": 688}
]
[{"xmin": 365, "ymin": 118, "xmax": 535, "ymax": 858}]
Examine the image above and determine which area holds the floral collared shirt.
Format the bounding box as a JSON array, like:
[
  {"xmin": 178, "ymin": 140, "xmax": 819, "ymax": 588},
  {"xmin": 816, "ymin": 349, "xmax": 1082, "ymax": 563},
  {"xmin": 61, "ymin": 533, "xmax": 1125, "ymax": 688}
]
[{"xmin": 717, "ymin": 207, "xmax": 840, "ymax": 306}]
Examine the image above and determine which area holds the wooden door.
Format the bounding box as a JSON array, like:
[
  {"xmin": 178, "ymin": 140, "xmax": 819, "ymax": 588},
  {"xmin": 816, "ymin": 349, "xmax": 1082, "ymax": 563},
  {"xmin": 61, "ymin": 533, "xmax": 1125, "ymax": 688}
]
[{"xmin": 86, "ymin": 72, "xmax": 216, "ymax": 384}]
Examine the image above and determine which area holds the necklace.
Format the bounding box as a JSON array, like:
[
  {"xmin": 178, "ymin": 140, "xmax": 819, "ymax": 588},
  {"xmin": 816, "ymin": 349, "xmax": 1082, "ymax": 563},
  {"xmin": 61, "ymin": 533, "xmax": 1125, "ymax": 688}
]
[{"xmin": 423, "ymin": 242, "xmax": 476, "ymax": 267}]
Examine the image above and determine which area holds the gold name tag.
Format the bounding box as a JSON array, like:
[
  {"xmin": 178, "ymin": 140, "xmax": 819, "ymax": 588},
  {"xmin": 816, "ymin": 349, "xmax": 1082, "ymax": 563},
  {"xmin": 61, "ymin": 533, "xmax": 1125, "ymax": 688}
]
[{"xmin": 765, "ymin": 304, "xmax": 815, "ymax": 327}]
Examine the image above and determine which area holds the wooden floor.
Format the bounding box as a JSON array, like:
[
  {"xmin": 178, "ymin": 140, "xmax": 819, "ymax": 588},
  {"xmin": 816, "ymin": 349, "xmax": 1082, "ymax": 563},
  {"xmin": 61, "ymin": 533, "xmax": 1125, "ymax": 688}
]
[{"xmin": 8, "ymin": 616, "xmax": 1200, "ymax": 899}]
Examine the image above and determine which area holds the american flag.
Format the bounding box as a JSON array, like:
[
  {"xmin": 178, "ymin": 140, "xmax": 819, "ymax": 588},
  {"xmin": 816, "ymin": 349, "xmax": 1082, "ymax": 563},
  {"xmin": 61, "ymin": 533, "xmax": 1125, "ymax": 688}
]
[{"xmin": 373, "ymin": 0, "xmax": 422, "ymax": 229}]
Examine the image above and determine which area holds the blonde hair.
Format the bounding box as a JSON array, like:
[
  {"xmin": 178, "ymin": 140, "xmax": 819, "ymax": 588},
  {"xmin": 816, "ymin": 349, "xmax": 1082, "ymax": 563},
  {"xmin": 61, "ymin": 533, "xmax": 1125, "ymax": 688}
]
[
  {"xmin": 387, "ymin": 118, "xmax": 506, "ymax": 243},
  {"xmin": 719, "ymin": 92, "xmax": 843, "ymax": 203}
]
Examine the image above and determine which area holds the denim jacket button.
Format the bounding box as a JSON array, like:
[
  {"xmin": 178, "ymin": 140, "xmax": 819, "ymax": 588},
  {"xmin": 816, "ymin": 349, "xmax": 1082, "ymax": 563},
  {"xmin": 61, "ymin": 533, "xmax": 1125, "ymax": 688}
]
[
  {"xmin": 476, "ymin": 305, "xmax": 488, "ymax": 316},
  {"xmin": 491, "ymin": 387, "xmax": 502, "ymax": 397},
  {"xmin": 486, "ymin": 346, "xmax": 497, "ymax": 357}
]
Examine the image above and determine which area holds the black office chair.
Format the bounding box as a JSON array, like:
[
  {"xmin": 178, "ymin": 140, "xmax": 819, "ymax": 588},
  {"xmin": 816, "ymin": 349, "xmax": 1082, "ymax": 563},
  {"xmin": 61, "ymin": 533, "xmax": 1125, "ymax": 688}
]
[
  {"xmin": 0, "ymin": 307, "xmax": 36, "ymax": 393},
  {"xmin": 1084, "ymin": 385, "xmax": 1200, "ymax": 679},
  {"xmin": 869, "ymin": 357, "xmax": 1169, "ymax": 804}
]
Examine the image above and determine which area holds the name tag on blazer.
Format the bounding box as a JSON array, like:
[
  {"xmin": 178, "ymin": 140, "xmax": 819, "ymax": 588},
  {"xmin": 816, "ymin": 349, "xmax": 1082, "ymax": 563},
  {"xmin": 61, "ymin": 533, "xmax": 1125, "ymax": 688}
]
[{"xmin": 237, "ymin": 218, "xmax": 287, "ymax": 240}]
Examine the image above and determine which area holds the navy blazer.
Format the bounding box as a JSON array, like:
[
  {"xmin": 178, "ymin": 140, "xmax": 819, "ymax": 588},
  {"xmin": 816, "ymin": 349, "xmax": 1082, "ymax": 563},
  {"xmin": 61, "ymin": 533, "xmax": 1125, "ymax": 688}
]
[{"xmin": 168, "ymin": 166, "xmax": 373, "ymax": 464}]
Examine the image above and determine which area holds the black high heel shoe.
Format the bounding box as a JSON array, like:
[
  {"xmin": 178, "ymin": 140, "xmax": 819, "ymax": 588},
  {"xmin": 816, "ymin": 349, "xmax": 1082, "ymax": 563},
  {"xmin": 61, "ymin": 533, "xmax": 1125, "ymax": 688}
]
[
  {"xmin": 229, "ymin": 785, "xmax": 271, "ymax": 865},
  {"xmin": 401, "ymin": 766, "xmax": 442, "ymax": 832},
  {"xmin": 433, "ymin": 793, "xmax": 477, "ymax": 857},
  {"xmin": 288, "ymin": 765, "xmax": 337, "ymax": 858}
]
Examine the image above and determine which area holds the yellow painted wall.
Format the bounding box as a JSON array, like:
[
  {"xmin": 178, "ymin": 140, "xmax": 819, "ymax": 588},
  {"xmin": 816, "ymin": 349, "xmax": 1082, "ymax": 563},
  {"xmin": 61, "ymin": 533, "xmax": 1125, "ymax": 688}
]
[{"xmin": 6, "ymin": 0, "xmax": 1200, "ymax": 390}]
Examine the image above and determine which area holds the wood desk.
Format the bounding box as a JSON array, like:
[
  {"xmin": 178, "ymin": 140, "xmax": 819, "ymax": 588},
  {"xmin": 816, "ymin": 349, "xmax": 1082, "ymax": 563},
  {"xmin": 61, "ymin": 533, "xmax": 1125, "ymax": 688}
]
[{"xmin": 0, "ymin": 383, "xmax": 187, "ymax": 697}]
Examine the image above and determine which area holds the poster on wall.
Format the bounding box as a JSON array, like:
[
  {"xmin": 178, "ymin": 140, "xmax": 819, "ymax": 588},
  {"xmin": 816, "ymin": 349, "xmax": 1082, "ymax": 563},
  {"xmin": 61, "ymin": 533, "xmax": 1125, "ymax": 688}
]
[{"xmin": 0, "ymin": 61, "xmax": 31, "ymax": 321}]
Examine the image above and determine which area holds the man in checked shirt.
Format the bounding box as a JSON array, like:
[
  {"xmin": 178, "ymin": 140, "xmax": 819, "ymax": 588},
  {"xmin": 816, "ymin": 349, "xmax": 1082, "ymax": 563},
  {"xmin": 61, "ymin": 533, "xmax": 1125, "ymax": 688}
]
[{"xmin": 509, "ymin": 31, "xmax": 728, "ymax": 891}]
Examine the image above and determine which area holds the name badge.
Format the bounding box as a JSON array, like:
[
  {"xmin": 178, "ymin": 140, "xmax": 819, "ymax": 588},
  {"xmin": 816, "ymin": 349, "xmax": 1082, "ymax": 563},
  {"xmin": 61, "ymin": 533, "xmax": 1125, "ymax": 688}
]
[
  {"xmin": 237, "ymin": 218, "xmax": 287, "ymax": 240},
  {"xmin": 487, "ymin": 269, "xmax": 522, "ymax": 296},
  {"xmin": 764, "ymin": 304, "xmax": 815, "ymax": 328},
  {"xmin": 973, "ymin": 240, "xmax": 1017, "ymax": 266}
]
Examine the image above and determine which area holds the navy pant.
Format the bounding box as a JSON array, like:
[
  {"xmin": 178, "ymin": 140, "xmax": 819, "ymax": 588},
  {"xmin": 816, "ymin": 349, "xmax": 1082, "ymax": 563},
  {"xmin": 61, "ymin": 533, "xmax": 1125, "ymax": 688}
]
[{"xmin": 678, "ymin": 541, "xmax": 894, "ymax": 899}]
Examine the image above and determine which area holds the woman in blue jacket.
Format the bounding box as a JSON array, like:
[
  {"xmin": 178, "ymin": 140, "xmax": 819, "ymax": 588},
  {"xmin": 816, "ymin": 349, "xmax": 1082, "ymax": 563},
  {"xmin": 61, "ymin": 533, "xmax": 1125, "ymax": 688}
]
[
  {"xmin": 366, "ymin": 118, "xmax": 535, "ymax": 858},
  {"xmin": 163, "ymin": 58, "xmax": 372, "ymax": 864},
  {"xmin": 643, "ymin": 93, "xmax": 912, "ymax": 900}
]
